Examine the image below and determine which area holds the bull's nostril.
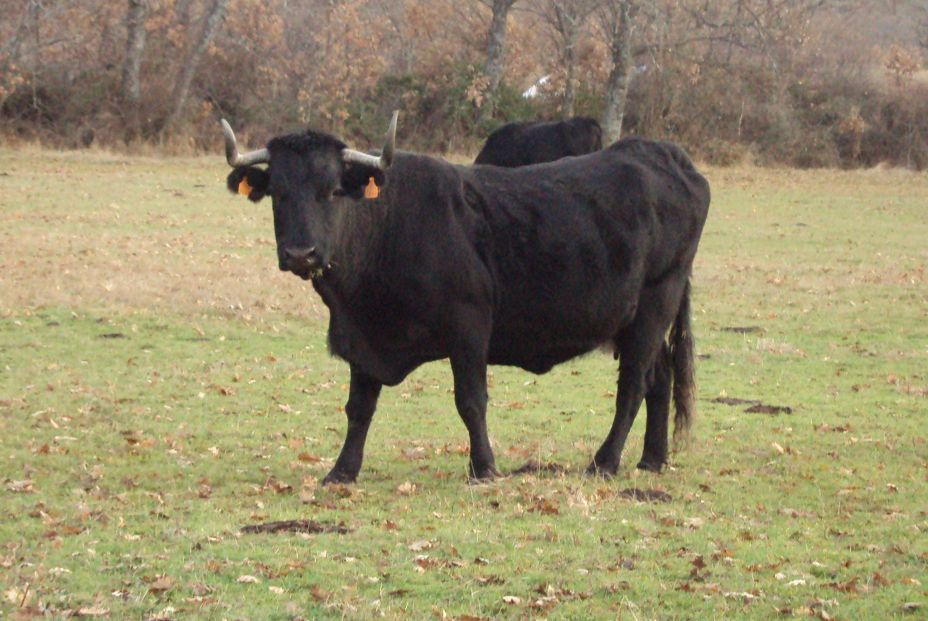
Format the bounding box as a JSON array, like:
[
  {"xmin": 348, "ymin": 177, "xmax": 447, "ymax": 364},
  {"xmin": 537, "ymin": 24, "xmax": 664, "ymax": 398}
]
[
  {"xmin": 285, "ymin": 246, "xmax": 316, "ymax": 262},
  {"xmin": 283, "ymin": 246, "xmax": 320, "ymax": 273}
]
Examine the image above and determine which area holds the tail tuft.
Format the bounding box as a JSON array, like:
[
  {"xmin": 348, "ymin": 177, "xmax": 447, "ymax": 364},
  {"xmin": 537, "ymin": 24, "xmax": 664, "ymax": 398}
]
[{"xmin": 671, "ymin": 280, "xmax": 696, "ymax": 449}]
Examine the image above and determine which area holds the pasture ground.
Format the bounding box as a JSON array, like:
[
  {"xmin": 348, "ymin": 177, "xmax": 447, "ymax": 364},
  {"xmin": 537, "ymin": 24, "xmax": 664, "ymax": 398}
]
[{"xmin": 0, "ymin": 148, "xmax": 926, "ymax": 619}]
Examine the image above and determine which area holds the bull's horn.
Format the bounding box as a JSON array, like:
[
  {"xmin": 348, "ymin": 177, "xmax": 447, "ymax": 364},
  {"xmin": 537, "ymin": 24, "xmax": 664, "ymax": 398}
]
[
  {"xmin": 342, "ymin": 110, "xmax": 399, "ymax": 170},
  {"xmin": 220, "ymin": 119, "xmax": 269, "ymax": 167}
]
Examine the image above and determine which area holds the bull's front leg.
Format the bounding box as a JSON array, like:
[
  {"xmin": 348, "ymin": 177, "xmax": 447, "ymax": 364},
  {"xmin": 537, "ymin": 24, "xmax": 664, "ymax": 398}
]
[
  {"xmin": 322, "ymin": 366, "xmax": 382, "ymax": 485},
  {"xmin": 449, "ymin": 314, "xmax": 499, "ymax": 481}
]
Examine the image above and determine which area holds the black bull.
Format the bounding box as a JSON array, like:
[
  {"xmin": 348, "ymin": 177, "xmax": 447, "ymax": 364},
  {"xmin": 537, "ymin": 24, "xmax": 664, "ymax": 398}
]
[
  {"xmin": 474, "ymin": 116, "xmax": 603, "ymax": 167},
  {"xmin": 223, "ymin": 121, "xmax": 710, "ymax": 483}
]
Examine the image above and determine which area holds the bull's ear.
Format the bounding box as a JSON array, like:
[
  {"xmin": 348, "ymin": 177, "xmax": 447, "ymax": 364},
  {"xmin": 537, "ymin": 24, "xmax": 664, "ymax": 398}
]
[
  {"xmin": 338, "ymin": 162, "xmax": 386, "ymax": 200},
  {"xmin": 226, "ymin": 167, "xmax": 269, "ymax": 202}
]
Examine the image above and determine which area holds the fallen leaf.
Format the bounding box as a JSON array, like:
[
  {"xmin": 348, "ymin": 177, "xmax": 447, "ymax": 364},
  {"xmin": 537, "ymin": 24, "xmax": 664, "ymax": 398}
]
[
  {"xmin": 408, "ymin": 539, "xmax": 434, "ymax": 552},
  {"xmin": 236, "ymin": 575, "xmax": 261, "ymax": 584},
  {"xmin": 529, "ymin": 497, "xmax": 559, "ymax": 515},
  {"xmin": 502, "ymin": 595, "xmax": 521, "ymax": 605},
  {"xmin": 6, "ymin": 480, "xmax": 34, "ymax": 493},
  {"xmin": 873, "ymin": 572, "xmax": 892, "ymax": 587},
  {"xmin": 75, "ymin": 606, "xmax": 110, "ymax": 617},
  {"xmin": 147, "ymin": 576, "xmax": 174, "ymax": 594},
  {"xmin": 684, "ymin": 517, "xmax": 704, "ymax": 529}
]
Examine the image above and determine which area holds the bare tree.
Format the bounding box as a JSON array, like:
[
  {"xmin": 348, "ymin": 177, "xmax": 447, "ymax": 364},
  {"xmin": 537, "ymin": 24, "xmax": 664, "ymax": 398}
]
[
  {"xmin": 121, "ymin": 0, "xmax": 149, "ymax": 140},
  {"xmin": 161, "ymin": 0, "xmax": 229, "ymax": 137},
  {"xmin": 479, "ymin": 0, "xmax": 520, "ymax": 121},
  {"xmin": 917, "ymin": 6, "xmax": 928, "ymax": 53},
  {"xmin": 0, "ymin": 1, "xmax": 38, "ymax": 74},
  {"xmin": 598, "ymin": 0, "xmax": 635, "ymax": 143},
  {"xmin": 540, "ymin": 0, "xmax": 599, "ymax": 119}
]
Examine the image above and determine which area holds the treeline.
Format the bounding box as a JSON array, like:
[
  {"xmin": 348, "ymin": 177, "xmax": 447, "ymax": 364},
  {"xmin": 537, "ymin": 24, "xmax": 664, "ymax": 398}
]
[{"xmin": 1, "ymin": 0, "xmax": 926, "ymax": 168}]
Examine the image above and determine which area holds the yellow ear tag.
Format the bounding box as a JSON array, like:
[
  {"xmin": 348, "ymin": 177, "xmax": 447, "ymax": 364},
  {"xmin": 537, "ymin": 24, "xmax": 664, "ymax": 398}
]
[
  {"xmin": 363, "ymin": 176, "xmax": 380, "ymax": 199},
  {"xmin": 238, "ymin": 177, "xmax": 252, "ymax": 197}
]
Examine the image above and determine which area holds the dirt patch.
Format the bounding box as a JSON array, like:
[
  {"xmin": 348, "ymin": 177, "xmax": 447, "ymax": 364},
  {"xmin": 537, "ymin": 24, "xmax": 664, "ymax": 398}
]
[
  {"xmin": 241, "ymin": 519, "xmax": 351, "ymax": 535},
  {"xmin": 745, "ymin": 403, "xmax": 793, "ymax": 415},
  {"xmin": 712, "ymin": 397, "xmax": 761, "ymax": 407},
  {"xmin": 510, "ymin": 460, "xmax": 569, "ymax": 476},
  {"xmin": 97, "ymin": 332, "xmax": 126, "ymax": 339},
  {"xmin": 719, "ymin": 326, "xmax": 763, "ymax": 334},
  {"xmin": 618, "ymin": 488, "xmax": 673, "ymax": 503},
  {"xmin": 712, "ymin": 396, "xmax": 792, "ymax": 414}
]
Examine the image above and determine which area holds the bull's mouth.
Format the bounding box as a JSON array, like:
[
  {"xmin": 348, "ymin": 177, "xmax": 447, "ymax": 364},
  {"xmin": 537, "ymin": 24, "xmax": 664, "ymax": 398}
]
[{"xmin": 290, "ymin": 264, "xmax": 328, "ymax": 281}]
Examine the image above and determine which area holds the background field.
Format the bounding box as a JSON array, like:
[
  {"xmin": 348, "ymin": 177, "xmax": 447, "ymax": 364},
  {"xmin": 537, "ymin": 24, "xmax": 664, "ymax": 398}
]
[{"xmin": 1, "ymin": 149, "xmax": 926, "ymax": 619}]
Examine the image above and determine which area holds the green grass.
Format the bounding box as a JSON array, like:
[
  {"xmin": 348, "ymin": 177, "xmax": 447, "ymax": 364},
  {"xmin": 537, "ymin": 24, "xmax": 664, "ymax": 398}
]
[{"xmin": 1, "ymin": 149, "xmax": 926, "ymax": 619}]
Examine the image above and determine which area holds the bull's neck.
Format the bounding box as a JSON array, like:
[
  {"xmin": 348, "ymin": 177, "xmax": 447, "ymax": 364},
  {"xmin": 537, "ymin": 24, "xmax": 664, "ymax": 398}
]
[{"xmin": 321, "ymin": 198, "xmax": 387, "ymax": 298}]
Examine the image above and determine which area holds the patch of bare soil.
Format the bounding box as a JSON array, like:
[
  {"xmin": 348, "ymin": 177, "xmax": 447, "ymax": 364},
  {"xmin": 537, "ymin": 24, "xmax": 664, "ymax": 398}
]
[
  {"xmin": 510, "ymin": 460, "xmax": 569, "ymax": 476},
  {"xmin": 712, "ymin": 396, "xmax": 793, "ymax": 414},
  {"xmin": 618, "ymin": 488, "xmax": 673, "ymax": 503},
  {"xmin": 241, "ymin": 519, "xmax": 351, "ymax": 535}
]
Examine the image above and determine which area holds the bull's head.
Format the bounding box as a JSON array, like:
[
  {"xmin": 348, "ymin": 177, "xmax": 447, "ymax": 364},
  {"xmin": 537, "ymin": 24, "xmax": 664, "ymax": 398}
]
[{"xmin": 222, "ymin": 112, "xmax": 398, "ymax": 280}]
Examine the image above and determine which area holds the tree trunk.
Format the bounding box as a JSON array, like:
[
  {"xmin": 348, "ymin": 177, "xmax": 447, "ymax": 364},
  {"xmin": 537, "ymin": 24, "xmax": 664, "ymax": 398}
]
[
  {"xmin": 161, "ymin": 0, "xmax": 229, "ymax": 137},
  {"xmin": 480, "ymin": 0, "xmax": 517, "ymax": 122},
  {"xmin": 600, "ymin": 1, "xmax": 633, "ymax": 143},
  {"xmin": 562, "ymin": 39, "xmax": 576, "ymax": 118},
  {"xmin": 121, "ymin": 0, "xmax": 148, "ymax": 141},
  {"xmin": 554, "ymin": 4, "xmax": 580, "ymax": 120},
  {"xmin": 0, "ymin": 2, "xmax": 34, "ymax": 110}
]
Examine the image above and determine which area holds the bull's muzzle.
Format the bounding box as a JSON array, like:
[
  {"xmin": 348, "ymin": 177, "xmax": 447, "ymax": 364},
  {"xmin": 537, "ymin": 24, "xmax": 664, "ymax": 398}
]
[{"xmin": 283, "ymin": 246, "xmax": 322, "ymax": 280}]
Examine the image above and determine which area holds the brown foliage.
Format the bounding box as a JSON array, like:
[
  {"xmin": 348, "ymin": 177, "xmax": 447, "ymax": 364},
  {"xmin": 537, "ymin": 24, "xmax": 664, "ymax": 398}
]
[{"xmin": 0, "ymin": 0, "xmax": 924, "ymax": 168}]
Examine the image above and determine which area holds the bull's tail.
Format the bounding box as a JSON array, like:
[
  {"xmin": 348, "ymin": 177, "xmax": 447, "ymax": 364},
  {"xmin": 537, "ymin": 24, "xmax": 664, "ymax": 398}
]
[{"xmin": 670, "ymin": 279, "xmax": 696, "ymax": 449}]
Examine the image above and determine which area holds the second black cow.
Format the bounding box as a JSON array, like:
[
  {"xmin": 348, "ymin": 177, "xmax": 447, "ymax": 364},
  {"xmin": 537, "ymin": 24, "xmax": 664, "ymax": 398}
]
[
  {"xmin": 221, "ymin": 113, "xmax": 710, "ymax": 483},
  {"xmin": 474, "ymin": 116, "xmax": 603, "ymax": 167}
]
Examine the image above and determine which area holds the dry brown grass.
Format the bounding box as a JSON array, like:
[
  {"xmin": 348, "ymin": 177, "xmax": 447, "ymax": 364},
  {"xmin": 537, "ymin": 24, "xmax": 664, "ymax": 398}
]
[
  {"xmin": 2, "ymin": 149, "xmax": 926, "ymax": 323},
  {"xmin": 0, "ymin": 148, "xmax": 327, "ymax": 321}
]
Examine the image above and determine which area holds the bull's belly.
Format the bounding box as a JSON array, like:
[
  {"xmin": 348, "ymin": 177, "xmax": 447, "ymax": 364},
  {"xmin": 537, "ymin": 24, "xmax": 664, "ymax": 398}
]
[
  {"xmin": 486, "ymin": 313, "xmax": 625, "ymax": 374},
  {"xmin": 487, "ymin": 340, "xmax": 606, "ymax": 374}
]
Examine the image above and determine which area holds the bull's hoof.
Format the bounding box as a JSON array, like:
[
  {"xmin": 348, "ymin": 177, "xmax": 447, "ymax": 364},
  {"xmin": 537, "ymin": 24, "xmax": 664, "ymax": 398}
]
[
  {"xmin": 468, "ymin": 464, "xmax": 502, "ymax": 482},
  {"xmin": 636, "ymin": 459, "xmax": 664, "ymax": 473},
  {"xmin": 585, "ymin": 460, "xmax": 619, "ymax": 479},
  {"xmin": 321, "ymin": 469, "xmax": 358, "ymax": 485}
]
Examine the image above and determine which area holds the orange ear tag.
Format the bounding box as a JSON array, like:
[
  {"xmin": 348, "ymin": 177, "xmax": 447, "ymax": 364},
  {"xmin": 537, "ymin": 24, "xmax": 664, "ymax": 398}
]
[
  {"xmin": 237, "ymin": 177, "xmax": 252, "ymax": 196},
  {"xmin": 363, "ymin": 176, "xmax": 380, "ymax": 199}
]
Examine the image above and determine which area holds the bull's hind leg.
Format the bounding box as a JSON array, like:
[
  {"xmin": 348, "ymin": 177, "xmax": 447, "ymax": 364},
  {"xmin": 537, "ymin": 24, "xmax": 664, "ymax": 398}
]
[
  {"xmin": 638, "ymin": 344, "xmax": 671, "ymax": 472},
  {"xmin": 323, "ymin": 366, "xmax": 382, "ymax": 485},
  {"xmin": 588, "ymin": 278, "xmax": 686, "ymax": 477}
]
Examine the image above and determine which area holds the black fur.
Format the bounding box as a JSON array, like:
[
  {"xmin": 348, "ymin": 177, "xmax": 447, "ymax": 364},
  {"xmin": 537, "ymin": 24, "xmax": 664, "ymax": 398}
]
[{"xmin": 223, "ymin": 128, "xmax": 710, "ymax": 484}]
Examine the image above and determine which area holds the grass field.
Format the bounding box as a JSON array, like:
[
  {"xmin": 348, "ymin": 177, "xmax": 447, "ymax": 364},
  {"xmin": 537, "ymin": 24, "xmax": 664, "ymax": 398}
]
[{"xmin": 1, "ymin": 147, "xmax": 926, "ymax": 620}]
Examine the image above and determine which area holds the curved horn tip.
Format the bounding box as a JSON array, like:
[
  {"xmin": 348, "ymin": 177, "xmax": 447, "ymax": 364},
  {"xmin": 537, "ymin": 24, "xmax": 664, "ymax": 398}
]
[
  {"xmin": 381, "ymin": 110, "xmax": 399, "ymax": 167},
  {"xmin": 220, "ymin": 118, "xmax": 239, "ymax": 166}
]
